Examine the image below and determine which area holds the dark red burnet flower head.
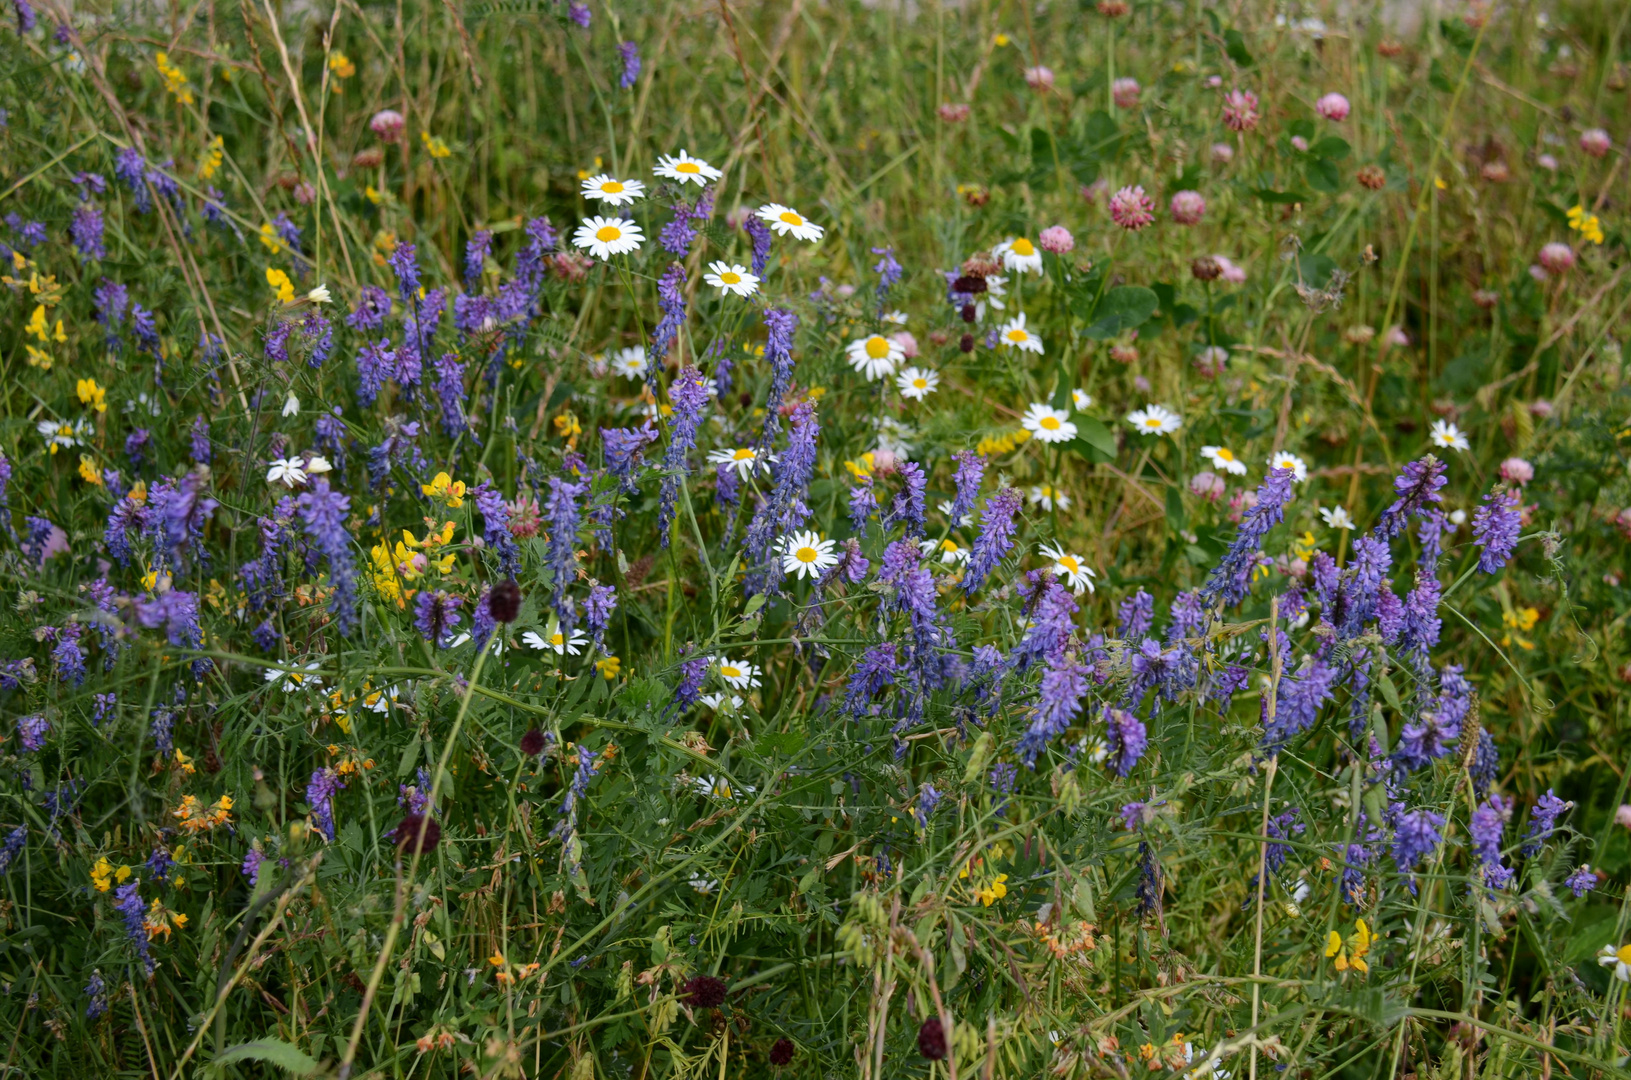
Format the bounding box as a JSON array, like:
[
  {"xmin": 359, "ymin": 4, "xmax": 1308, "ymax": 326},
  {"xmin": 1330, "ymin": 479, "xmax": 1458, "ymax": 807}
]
[
  {"xmin": 520, "ymin": 728, "xmax": 548, "ymax": 756},
  {"xmin": 768, "ymin": 1037, "xmax": 795, "ymax": 1066},
  {"xmin": 682, "ymin": 974, "xmax": 729, "ymax": 1008},
  {"xmin": 488, "ymin": 579, "xmax": 522, "ymax": 623},
  {"xmin": 395, "ymin": 814, "xmax": 441, "ymax": 854},
  {"xmin": 917, "ymin": 1017, "xmax": 947, "ymax": 1060}
]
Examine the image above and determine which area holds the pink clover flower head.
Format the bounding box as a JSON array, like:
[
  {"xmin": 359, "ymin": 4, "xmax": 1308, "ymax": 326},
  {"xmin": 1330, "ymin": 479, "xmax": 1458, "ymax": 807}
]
[
  {"xmin": 1038, "ymin": 225, "xmax": 1075, "ymax": 253},
  {"xmin": 1222, "ymin": 88, "xmax": 1260, "ymax": 132},
  {"xmin": 1169, "ymin": 190, "xmax": 1205, "ymax": 225},
  {"xmin": 1538, "ymin": 242, "xmax": 1576, "ymax": 275},
  {"xmin": 1109, "ymin": 185, "xmax": 1156, "ymax": 231},
  {"xmin": 1580, "ymin": 128, "xmax": 1612, "ymax": 158},
  {"xmin": 1316, "ymin": 92, "xmax": 1351, "ymax": 121}
]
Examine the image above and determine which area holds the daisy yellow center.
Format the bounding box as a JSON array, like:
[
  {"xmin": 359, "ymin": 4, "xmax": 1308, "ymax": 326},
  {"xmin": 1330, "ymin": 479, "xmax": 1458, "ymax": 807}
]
[
  {"xmin": 1618, "ymin": 944, "xmax": 1631, "ymax": 965},
  {"xmin": 912, "ymin": 378, "xmax": 928, "ymax": 389},
  {"xmin": 940, "ymin": 540, "xmax": 957, "ymax": 553},
  {"xmin": 1011, "ymin": 238, "xmax": 1036, "ymax": 257},
  {"xmin": 732, "ymin": 448, "xmax": 755, "ymax": 461},
  {"xmin": 779, "ymin": 211, "xmax": 803, "ymax": 226},
  {"xmin": 865, "ymin": 336, "xmax": 891, "ymax": 359},
  {"xmin": 1145, "ymin": 418, "xmax": 1163, "ymax": 428},
  {"xmin": 794, "ymin": 545, "xmax": 819, "ymax": 564},
  {"xmin": 601, "ymin": 180, "xmax": 625, "ymax": 193},
  {"xmin": 676, "ymin": 162, "xmax": 700, "ymax": 173},
  {"xmin": 595, "ymin": 225, "xmax": 622, "ymax": 242},
  {"xmin": 720, "ymin": 271, "xmax": 741, "ymax": 284},
  {"xmin": 720, "ymin": 665, "xmax": 741, "ymax": 678},
  {"xmin": 551, "ymin": 633, "xmax": 565, "ymax": 646},
  {"xmin": 1217, "ymin": 448, "xmax": 1235, "ymax": 461},
  {"xmin": 1039, "ymin": 415, "xmax": 1061, "ymax": 431},
  {"xmin": 1006, "ymin": 329, "xmax": 1028, "ymax": 342},
  {"xmin": 1059, "ymin": 556, "xmax": 1080, "ymax": 573}
]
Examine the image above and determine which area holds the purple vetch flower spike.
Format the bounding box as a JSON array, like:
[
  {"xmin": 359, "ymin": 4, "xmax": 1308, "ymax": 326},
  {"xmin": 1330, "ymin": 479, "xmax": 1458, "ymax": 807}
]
[
  {"xmin": 843, "ymin": 643, "xmax": 898, "ymax": 718},
  {"xmin": 189, "ymin": 415, "xmax": 211, "ymax": 464},
  {"xmin": 848, "ymin": 479, "xmax": 877, "ymax": 535},
  {"xmin": 744, "ymin": 214, "xmax": 772, "ymax": 276},
  {"xmin": 545, "ymin": 475, "xmax": 590, "ymax": 620},
  {"xmin": 306, "ymin": 766, "xmax": 345, "ymax": 842},
  {"xmin": 915, "ymin": 783, "xmax": 941, "ymax": 827},
  {"xmin": 414, "ymin": 590, "xmax": 462, "ymax": 647},
  {"xmin": 16, "ymin": 714, "xmax": 49, "ymax": 752},
  {"xmin": 617, "ymin": 40, "xmax": 641, "ymax": 88},
  {"xmin": 1167, "ymin": 590, "xmax": 1208, "ymax": 642},
  {"xmin": 433, "ymin": 352, "xmax": 467, "ymax": 436},
  {"xmin": 657, "ymin": 366, "xmax": 714, "ymax": 544},
  {"xmin": 1117, "ymin": 589, "xmax": 1155, "ymax": 641},
  {"xmin": 584, "ymin": 582, "xmax": 617, "ymax": 648},
  {"xmin": 1391, "ymin": 807, "xmax": 1445, "ymax": 873},
  {"xmin": 1469, "ymin": 794, "xmax": 1513, "ymax": 889},
  {"xmin": 647, "ymin": 264, "xmax": 688, "ymax": 389},
  {"xmin": 962, "ymin": 488, "xmax": 1022, "ymax": 595},
  {"xmin": 347, "ymin": 286, "xmax": 393, "ymax": 332},
  {"xmin": 601, "ymin": 424, "xmax": 659, "ymax": 492},
  {"xmin": 1566, "ymin": 865, "xmax": 1597, "ymax": 898},
  {"xmin": 1016, "ymin": 655, "xmax": 1089, "ymax": 768},
  {"xmin": 114, "ymin": 881, "xmax": 155, "ymax": 973},
  {"xmin": 1522, "ymin": 789, "xmax": 1570, "ymax": 856},
  {"xmin": 464, "ymin": 229, "xmax": 492, "ymax": 288},
  {"xmin": 1104, "ymin": 708, "xmax": 1147, "ymax": 777},
  {"xmin": 667, "ymin": 653, "xmax": 709, "ymax": 719},
  {"xmin": 296, "ymin": 478, "xmax": 359, "ymax": 634},
  {"xmin": 241, "ymin": 847, "xmax": 266, "ymax": 886},
  {"xmin": 1009, "ymin": 579, "xmax": 1078, "ymax": 671},
  {"xmin": 115, "ymin": 148, "xmax": 151, "ymax": 213},
  {"xmin": 1472, "ymin": 488, "xmax": 1522, "ymax": 573},
  {"xmin": 1471, "ymin": 729, "xmax": 1499, "ymax": 799},
  {"xmin": 472, "ymin": 482, "xmax": 522, "ymax": 576},
  {"xmin": 70, "ymin": 203, "xmax": 106, "ymax": 262},
  {"xmin": 1202, "ymin": 467, "xmax": 1296, "ymax": 606},
  {"xmin": 757, "ymin": 307, "xmax": 799, "ymax": 447},
  {"xmin": 883, "ymin": 462, "xmax": 927, "ymax": 539},
  {"xmin": 947, "ymin": 451, "xmax": 985, "ymax": 528},
  {"xmin": 388, "ymin": 242, "xmax": 421, "ymax": 304},
  {"xmin": 567, "ymin": 1, "xmax": 590, "ymax": 28},
  {"xmin": 1374, "ymin": 455, "xmax": 1447, "ymax": 540},
  {"xmin": 871, "ymin": 245, "xmax": 903, "ymax": 313},
  {"xmin": 12, "ymin": 0, "xmax": 36, "ymax": 35},
  {"xmin": 1262, "ymin": 660, "xmax": 1337, "ymax": 750}
]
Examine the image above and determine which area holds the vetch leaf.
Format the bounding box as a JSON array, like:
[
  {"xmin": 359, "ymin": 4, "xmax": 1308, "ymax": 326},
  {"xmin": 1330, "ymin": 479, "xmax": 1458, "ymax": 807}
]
[
  {"xmin": 1083, "ymin": 286, "xmax": 1158, "ymax": 340},
  {"xmin": 213, "ymin": 1039, "xmax": 320, "ymax": 1076}
]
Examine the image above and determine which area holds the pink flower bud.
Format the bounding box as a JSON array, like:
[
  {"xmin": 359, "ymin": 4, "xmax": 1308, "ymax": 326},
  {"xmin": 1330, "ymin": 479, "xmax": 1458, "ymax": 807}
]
[
  {"xmin": 1222, "ymin": 89, "xmax": 1260, "ymax": 132},
  {"xmin": 1580, "ymin": 128, "xmax": 1612, "ymax": 158},
  {"xmin": 1538, "ymin": 242, "xmax": 1576, "ymax": 274},
  {"xmin": 1169, "ymin": 190, "xmax": 1206, "ymax": 225},
  {"xmin": 1316, "ymin": 92, "xmax": 1351, "ymax": 121},
  {"xmin": 889, "ymin": 331, "xmax": 919, "ymax": 359},
  {"xmin": 1537, "ymin": 153, "xmax": 1559, "ymax": 171},
  {"xmin": 1024, "ymin": 66, "xmax": 1055, "ymax": 92},
  {"xmin": 937, "ymin": 102, "xmax": 971, "ymax": 122},
  {"xmin": 370, "ymin": 109, "xmax": 406, "ymax": 142},
  {"xmin": 1111, "ymin": 78, "xmax": 1141, "ymax": 109},
  {"xmin": 1290, "ymin": 135, "xmax": 1309, "ymax": 152},
  {"xmin": 1189, "ymin": 471, "xmax": 1226, "ymax": 501},
  {"xmin": 1616, "ymin": 804, "xmax": 1631, "ymax": 828},
  {"xmin": 1211, "ymin": 141, "xmax": 1234, "ymax": 163},
  {"xmin": 1498, "ymin": 457, "xmax": 1534, "ymax": 485},
  {"xmin": 1038, "ymin": 225, "xmax": 1075, "ymax": 253}
]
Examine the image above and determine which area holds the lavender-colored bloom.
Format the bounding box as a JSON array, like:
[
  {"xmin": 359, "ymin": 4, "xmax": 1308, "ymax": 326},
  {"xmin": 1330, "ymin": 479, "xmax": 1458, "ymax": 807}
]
[
  {"xmin": 1263, "ymin": 660, "xmax": 1337, "ymax": 750},
  {"xmin": 251, "ymin": 619, "xmax": 280, "ymax": 651},
  {"xmin": 84, "ymin": 972, "xmax": 108, "ymax": 1020},
  {"xmin": 271, "ymin": 211, "xmax": 303, "ymax": 255},
  {"xmin": 1396, "ymin": 573, "xmax": 1439, "ymax": 654},
  {"xmin": 201, "ymin": 185, "xmax": 230, "ymax": 229},
  {"xmin": 463, "ymin": 229, "xmax": 492, "ymax": 288},
  {"xmin": 306, "ymin": 767, "xmax": 345, "ymax": 841},
  {"xmin": 647, "ymin": 265, "xmax": 688, "ymax": 383},
  {"xmin": 94, "ymin": 278, "xmax": 129, "ymax": 335},
  {"xmin": 264, "ymin": 320, "xmax": 294, "ymax": 364},
  {"xmin": 70, "ymin": 203, "xmax": 105, "ymax": 261},
  {"xmin": 1522, "ymin": 790, "xmax": 1570, "ymax": 856},
  {"xmin": 880, "ymin": 540, "xmax": 944, "ymax": 651},
  {"xmin": 1016, "ymin": 656, "xmax": 1089, "ymax": 767},
  {"xmin": 414, "ymin": 589, "xmax": 462, "ymax": 647},
  {"xmin": 757, "ymin": 307, "xmax": 798, "ymax": 446},
  {"xmin": 1167, "ymin": 590, "xmax": 1208, "ymax": 641},
  {"xmin": 53, "ymin": 623, "xmax": 85, "ymax": 687},
  {"xmin": 241, "ymin": 848, "xmax": 267, "ymax": 886},
  {"xmin": 115, "ymin": 148, "xmax": 151, "ymax": 213},
  {"xmin": 915, "ymin": 783, "xmax": 942, "ymax": 827},
  {"xmin": 946, "ymin": 451, "xmax": 986, "ymax": 528},
  {"xmin": 962, "ymin": 488, "xmax": 1022, "ymax": 595},
  {"xmin": 355, "ymin": 339, "xmax": 396, "ymax": 407},
  {"xmin": 843, "ymin": 643, "xmax": 898, "ymax": 718},
  {"xmin": 659, "ymin": 190, "xmax": 714, "ymax": 256},
  {"xmin": 131, "ymin": 304, "xmax": 159, "ymax": 355},
  {"xmin": 92, "ymin": 692, "xmax": 117, "ymax": 724},
  {"xmin": 883, "ymin": 462, "xmax": 927, "ymax": 538},
  {"xmin": 1392, "ymin": 807, "xmax": 1444, "ymax": 873},
  {"xmin": 1264, "ymin": 808, "xmax": 1305, "ymax": 874},
  {"xmin": 389, "ymin": 242, "xmax": 421, "ymax": 303},
  {"xmin": 17, "ymin": 714, "xmax": 48, "ymax": 752},
  {"xmin": 114, "ymin": 881, "xmax": 155, "ymax": 973},
  {"xmin": 1202, "ymin": 467, "xmax": 1295, "ymax": 606},
  {"xmin": 617, "ymin": 40, "xmax": 641, "ymax": 88},
  {"xmin": 584, "ymin": 583, "xmax": 616, "ymax": 647},
  {"xmin": 301, "ymin": 310, "xmax": 333, "ymax": 367},
  {"xmin": 1471, "ymin": 729, "xmax": 1499, "ymax": 799},
  {"xmin": 8, "ymin": 216, "xmax": 46, "ymax": 247},
  {"xmin": 470, "ymin": 586, "xmax": 498, "ymax": 651},
  {"xmin": 669, "ymin": 653, "xmax": 709, "ymax": 718},
  {"xmin": 1010, "ymin": 579, "xmax": 1079, "ymax": 671},
  {"xmin": 1104, "ymin": 707, "xmax": 1147, "ymax": 777},
  {"xmin": 1472, "ymin": 488, "xmax": 1522, "ymax": 573},
  {"xmin": 990, "ymin": 762, "xmax": 1018, "ymax": 816},
  {"xmin": 1566, "ymin": 866, "xmax": 1597, "ymax": 897},
  {"xmin": 146, "ymin": 845, "xmax": 173, "ymax": 882},
  {"xmin": 567, "ymin": 1, "xmax": 590, "ymax": 27},
  {"xmin": 1137, "ymin": 842, "xmax": 1163, "ymax": 915},
  {"xmin": 1469, "ymin": 794, "xmax": 1511, "ymax": 889},
  {"xmin": 743, "ymin": 402, "xmax": 820, "ymax": 592},
  {"xmin": 848, "ymin": 480, "xmax": 877, "ymax": 535},
  {"xmin": 471, "ymin": 482, "xmax": 522, "ymax": 576},
  {"xmin": 871, "ymin": 245, "xmax": 903, "ymax": 311},
  {"xmin": 1117, "ymin": 590, "xmax": 1154, "ymax": 641},
  {"xmin": 0, "ymin": 827, "xmax": 23, "ymax": 875},
  {"xmin": 657, "ymin": 366, "xmax": 714, "ymax": 543},
  {"xmin": 433, "ymin": 352, "xmax": 467, "ymax": 435},
  {"xmin": 744, "ymin": 215, "xmax": 772, "ymax": 276},
  {"xmin": 73, "ymin": 171, "xmax": 107, "ymax": 196},
  {"xmin": 544, "ymin": 475, "xmax": 588, "ymax": 617},
  {"xmin": 23, "ymin": 514, "xmax": 55, "ymax": 568},
  {"xmin": 1375, "ymin": 456, "xmax": 1447, "ymax": 540},
  {"xmin": 297, "ymin": 479, "xmax": 358, "ymax": 634},
  {"xmin": 1416, "ymin": 509, "xmax": 1449, "ymax": 569},
  {"xmin": 347, "ymin": 285, "xmax": 393, "ymax": 332},
  {"xmin": 314, "ymin": 409, "xmax": 347, "ymax": 474},
  {"xmin": 12, "ymin": 0, "xmax": 35, "ymax": 35},
  {"xmin": 1339, "ymin": 535, "xmax": 1391, "ymax": 637},
  {"xmin": 188, "ymin": 415, "xmax": 211, "ymax": 464}
]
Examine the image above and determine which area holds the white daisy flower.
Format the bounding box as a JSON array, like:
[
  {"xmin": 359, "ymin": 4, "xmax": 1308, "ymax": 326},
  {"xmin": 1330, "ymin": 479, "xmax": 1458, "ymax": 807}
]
[
  {"xmin": 993, "ymin": 236, "xmax": 1044, "ymax": 274},
  {"xmin": 756, "ymin": 203, "xmax": 824, "ymax": 242},
  {"xmin": 707, "ymin": 446, "xmax": 774, "ymax": 481},
  {"xmin": 1201, "ymin": 445, "xmax": 1247, "ymax": 476},
  {"xmin": 703, "ymin": 261, "xmax": 759, "ymax": 297},
  {"xmin": 1072, "ymin": 388, "xmax": 1093, "ymax": 411},
  {"xmin": 1429, "ymin": 418, "xmax": 1470, "ymax": 451},
  {"xmin": 609, "ymin": 347, "xmax": 648, "ymax": 379},
  {"xmin": 1267, "ymin": 451, "xmax": 1309, "ymax": 482},
  {"xmin": 572, "ymin": 215, "xmax": 645, "ymax": 260},
  {"xmin": 282, "ymin": 392, "xmax": 300, "ymax": 417},
  {"xmin": 1600, "ymin": 943, "xmax": 1631, "ymax": 982},
  {"xmin": 1320, "ymin": 505, "xmax": 1356, "ymax": 530},
  {"xmin": 266, "ymin": 458, "xmax": 309, "ymax": 488},
  {"xmin": 1038, "ymin": 542, "xmax": 1097, "ymax": 594},
  {"xmin": 919, "ymin": 537, "xmax": 969, "ymax": 565},
  {"xmin": 580, "ymin": 173, "xmax": 646, "ymax": 205},
  {"xmin": 265, "ymin": 662, "xmax": 323, "ymax": 692},
  {"xmin": 1021, "ymin": 402, "xmax": 1077, "ymax": 443},
  {"xmin": 1028, "ymin": 484, "xmax": 1072, "ymax": 511},
  {"xmin": 1079, "ymin": 733, "xmax": 1109, "ymax": 764},
  {"xmin": 1127, "ymin": 404, "xmax": 1182, "ymax": 436},
  {"xmin": 714, "ymin": 657, "xmax": 761, "ymax": 689},
  {"xmin": 699, "ymin": 692, "xmax": 744, "ymax": 713},
  {"xmin": 937, "ymin": 500, "xmax": 973, "ymax": 527},
  {"xmin": 896, "ymin": 366, "xmax": 940, "ymax": 401},
  {"xmin": 522, "ymin": 628, "xmax": 588, "ymax": 655},
  {"xmin": 777, "ymin": 529, "xmax": 839, "ymax": 580},
  {"xmin": 846, "ymin": 333, "xmax": 904, "ymax": 381},
  {"xmin": 691, "ymin": 774, "xmax": 754, "ymax": 800},
  {"xmin": 881, "ymin": 309, "xmax": 909, "ymax": 325},
  {"xmin": 997, "ymin": 312, "xmax": 1044, "ymax": 354},
  {"xmin": 446, "ymin": 631, "xmax": 508, "ymax": 654},
  {"xmin": 36, "ymin": 419, "xmax": 83, "ymax": 453},
  {"xmin": 361, "ymin": 685, "xmax": 401, "ymax": 713},
  {"xmin": 653, "ymin": 150, "xmax": 721, "ymax": 186}
]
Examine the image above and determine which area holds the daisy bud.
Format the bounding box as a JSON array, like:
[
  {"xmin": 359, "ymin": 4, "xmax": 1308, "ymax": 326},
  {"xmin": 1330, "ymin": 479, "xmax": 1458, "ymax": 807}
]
[
  {"xmin": 370, "ymin": 108, "xmax": 406, "ymax": 142},
  {"xmin": 1538, "ymin": 242, "xmax": 1576, "ymax": 275},
  {"xmin": 1580, "ymin": 128, "xmax": 1612, "ymax": 158},
  {"xmin": 1038, "ymin": 225, "xmax": 1075, "ymax": 253},
  {"xmin": 1169, "ymin": 190, "xmax": 1205, "ymax": 225},
  {"xmin": 1316, "ymin": 92, "xmax": 1351, "ymax": 121}
]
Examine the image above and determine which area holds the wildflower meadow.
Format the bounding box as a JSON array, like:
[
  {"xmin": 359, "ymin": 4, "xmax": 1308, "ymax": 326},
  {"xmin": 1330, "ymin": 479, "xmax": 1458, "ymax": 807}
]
[{"xmin": 3, "ymin": 0, "xmax": 1631, "ymax": 1075}]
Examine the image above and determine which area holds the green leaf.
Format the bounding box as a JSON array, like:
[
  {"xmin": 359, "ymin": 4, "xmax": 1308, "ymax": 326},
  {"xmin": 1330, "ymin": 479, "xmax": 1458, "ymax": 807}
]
[
  {"xmin": 1252, "ymin": 187, "xmax": 1310, "ymax": 205},
  {"xmin": 396, "ymin": 735, "xmax": 421, "ymax": 778},
  {"xmin": 1076, "ymin": 417, "xmax": 1117, "ymax": 458},
  {"xmin": 1428, "ymin": 57, "xmax": 1454, "ymax": 92},
  {"xmin": 1310, "ymin": 136, "xmax": 1351, "ymax": 161},
  {"xmin": 742, "ymin": 593, "xmax": 768, "ymax": 616},
  {"xmin": 1083, "ymin": 286, "xmax": 1158, "ymax": 340},
  {"xmin": 1306, "ymin": 157, "xmax": 1343, "ymax": 193},
  {"xmin": 1223, "ymin": 28, "xmax": 1254, "ymax": 68},
  {"xmin": 214, "ymin": 1039, "xmax": 320, "ymax": 1076},
  {"xmin": 1377, "ymin": 674, "xmax": 1402, "ymax": 713}
]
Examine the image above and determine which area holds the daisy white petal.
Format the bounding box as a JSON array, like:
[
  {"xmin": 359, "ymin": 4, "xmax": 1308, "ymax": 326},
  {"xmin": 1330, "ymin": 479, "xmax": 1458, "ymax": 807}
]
[
  {"xmin": 992, "ymin": 236, "xmax": 1044, "ymax": 275},
  {"xmin": 572, "ymin": 215, "xmax": 645, "ymax": 260},
  {"xmin": 997, "ymin": 312, "xmax": 1044, "ymax": 354},
  {"xmin": 1127, "ymin": 404, "xmax": 1182, "ymax": 436},
  {"xmin": 1021, "ymin": 403, "xmax": 1076, "ymax": 444},
  {"xmin": 580, "ymin": 173, "xmax": 646, "ymax": 206},
  {"xmin": 1201, "ymin": 445, "xmax": 1248, "ymax": 475},
  {"xmin": 756, "ymin": 203, "xmax": 824, "ymax": 242},
  {"xmin": 845, "ymin": 334, "xmax": 904, "ymax": 381},
  {"xmin": 703, "ymin": 260, "xmax": 759, "ymax": 297},
  {"xmin": 895, "ymin": 366, "xmax": 940, "ymax": 401},
  {"xmin": 777, "ymin": 529, "xmax": 838, "ymax": 579},
  {"xmin": 653, "ymin": 150, "xmax": 722, "ymax": 186}
]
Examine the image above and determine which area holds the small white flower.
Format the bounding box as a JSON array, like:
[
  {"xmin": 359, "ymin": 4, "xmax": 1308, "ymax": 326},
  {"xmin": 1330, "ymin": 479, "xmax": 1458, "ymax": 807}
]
[
  {"xmin": 1201, "ymin": 445, "xmax": 1247, "ymax": 475},
  {"xmin": 265, "ymin": 662, "xmax": 323, "ymax": 692},
  {"xmin": 1268, "ymin": 451, "xmax": 1309, "ymax": 482},
  {"xmin": 610, "ymin": 347, "xmax": 648, "ymax": 379},
  {"xmin": 36, "ymin": 419, "xmax": 83, "ymax": 453},
  {"xmin": 707, "ymin": 446, "xmax": 774, "ymax": 481},
  {"xmin": 1320, "ymin": 505, "xmax": 1356, "ymax": 530},
  {"xmin": 714, "ymin": 657, "xmax": 761, "ymax": 689},
  {"xmin": 1028, "ymin": 485, "xmax": 1071, "ymax": 511},
  {"xmin": 997, "ymin": 312, "xmax": 1044, "ymax": 354},
  {"xmin": 919, "ymin": 537, "xmax": 968, "ymax": 565},
  {"xmin": 1449, "ymin": 508, "xmax": 1468, "ymax": 526},
  {"xmin": 1430, "ymin": 418, "xmax": 1470, "ymax": 451},
  {"xmin": 846, "ymin": 334, "xmax": 904, "ymax": 381},
  {"xmin": 522, "ymin": 629, "xmax": 588, "ymax": 655},
  {"xmin": 306, "ymin": 284, "xmax": 332, "ymax": 305},
  {"xmin": 896, "ymin": 366, "xmax": 940, "ymax": 401},
  {"xmin": 304, "ymin": 455, "xmax": 333, "ymax": 475},
  {"xmin": 756, "ymin": 203, "xmax": 824, "ymax": 242},
  {"xmin": 699, "ymin": 692, "xmax": 744, "ymax": 713},
  {"xmin": 1072, "ymin": 388, "xmax": 1093, "ymax": 411},
  {"xmin": 573, "ymin": 215, "xmax": 645, "ymax": 260},
  {"xmin": 937, "ymin": 500, "xmax": 973, "ymax": 528},
  {"xmin": 282, "ymin": 392, "xmax": 301, "ymax": 417},
  {"xmin": 653, "ymin": 150, "xmax": 722, "ymax": 186},
  {"xmin": 703, "ymin": 261, "xmax": 759, "ymax": 297},
  {"xmin": 1022, "ymin": 402, "xmax": 1077, "ymax": 443},
  {"xmin": 691, "ymin": 774, "xmax": 754, "ymax": 800},
  {"xmin": 976, "ymin": 274, "xmax": 1008, "ymax": 320},
  {"xmin": 266, "ymin": 458, "xmax": 309, "ymax": 488},
  {"xmin": 1600, "ymin": 943, "xmax": 1631, "ymax": 982},
  {"xmin": 1127, "ymin": 404, "xmax": 1182, "ymax": 436},
  {"xmin": 992, "ymin": 236, "xmax": 1043, "ymax": 275},
  {"xmin": 580, "ymin": 173, "xmax": 646, "ymax": 205},
  {"xmin": 881, "ymin": 309, "xmax": 909, "ymax": 325},
  {"xmin": 1038, "ymin": 542, "xmax": 1096, "ymax": 594},
  {"xmin": 687, "ymin": 875, "xmax": 720, "ymax": 894},
  {"xmin": 1290, "ymin": 878, "xmax": 1311, "ymax": 904},
  {"xmin": 777, "ymin": 529, "xmax": 839, "ymax": 580}
]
